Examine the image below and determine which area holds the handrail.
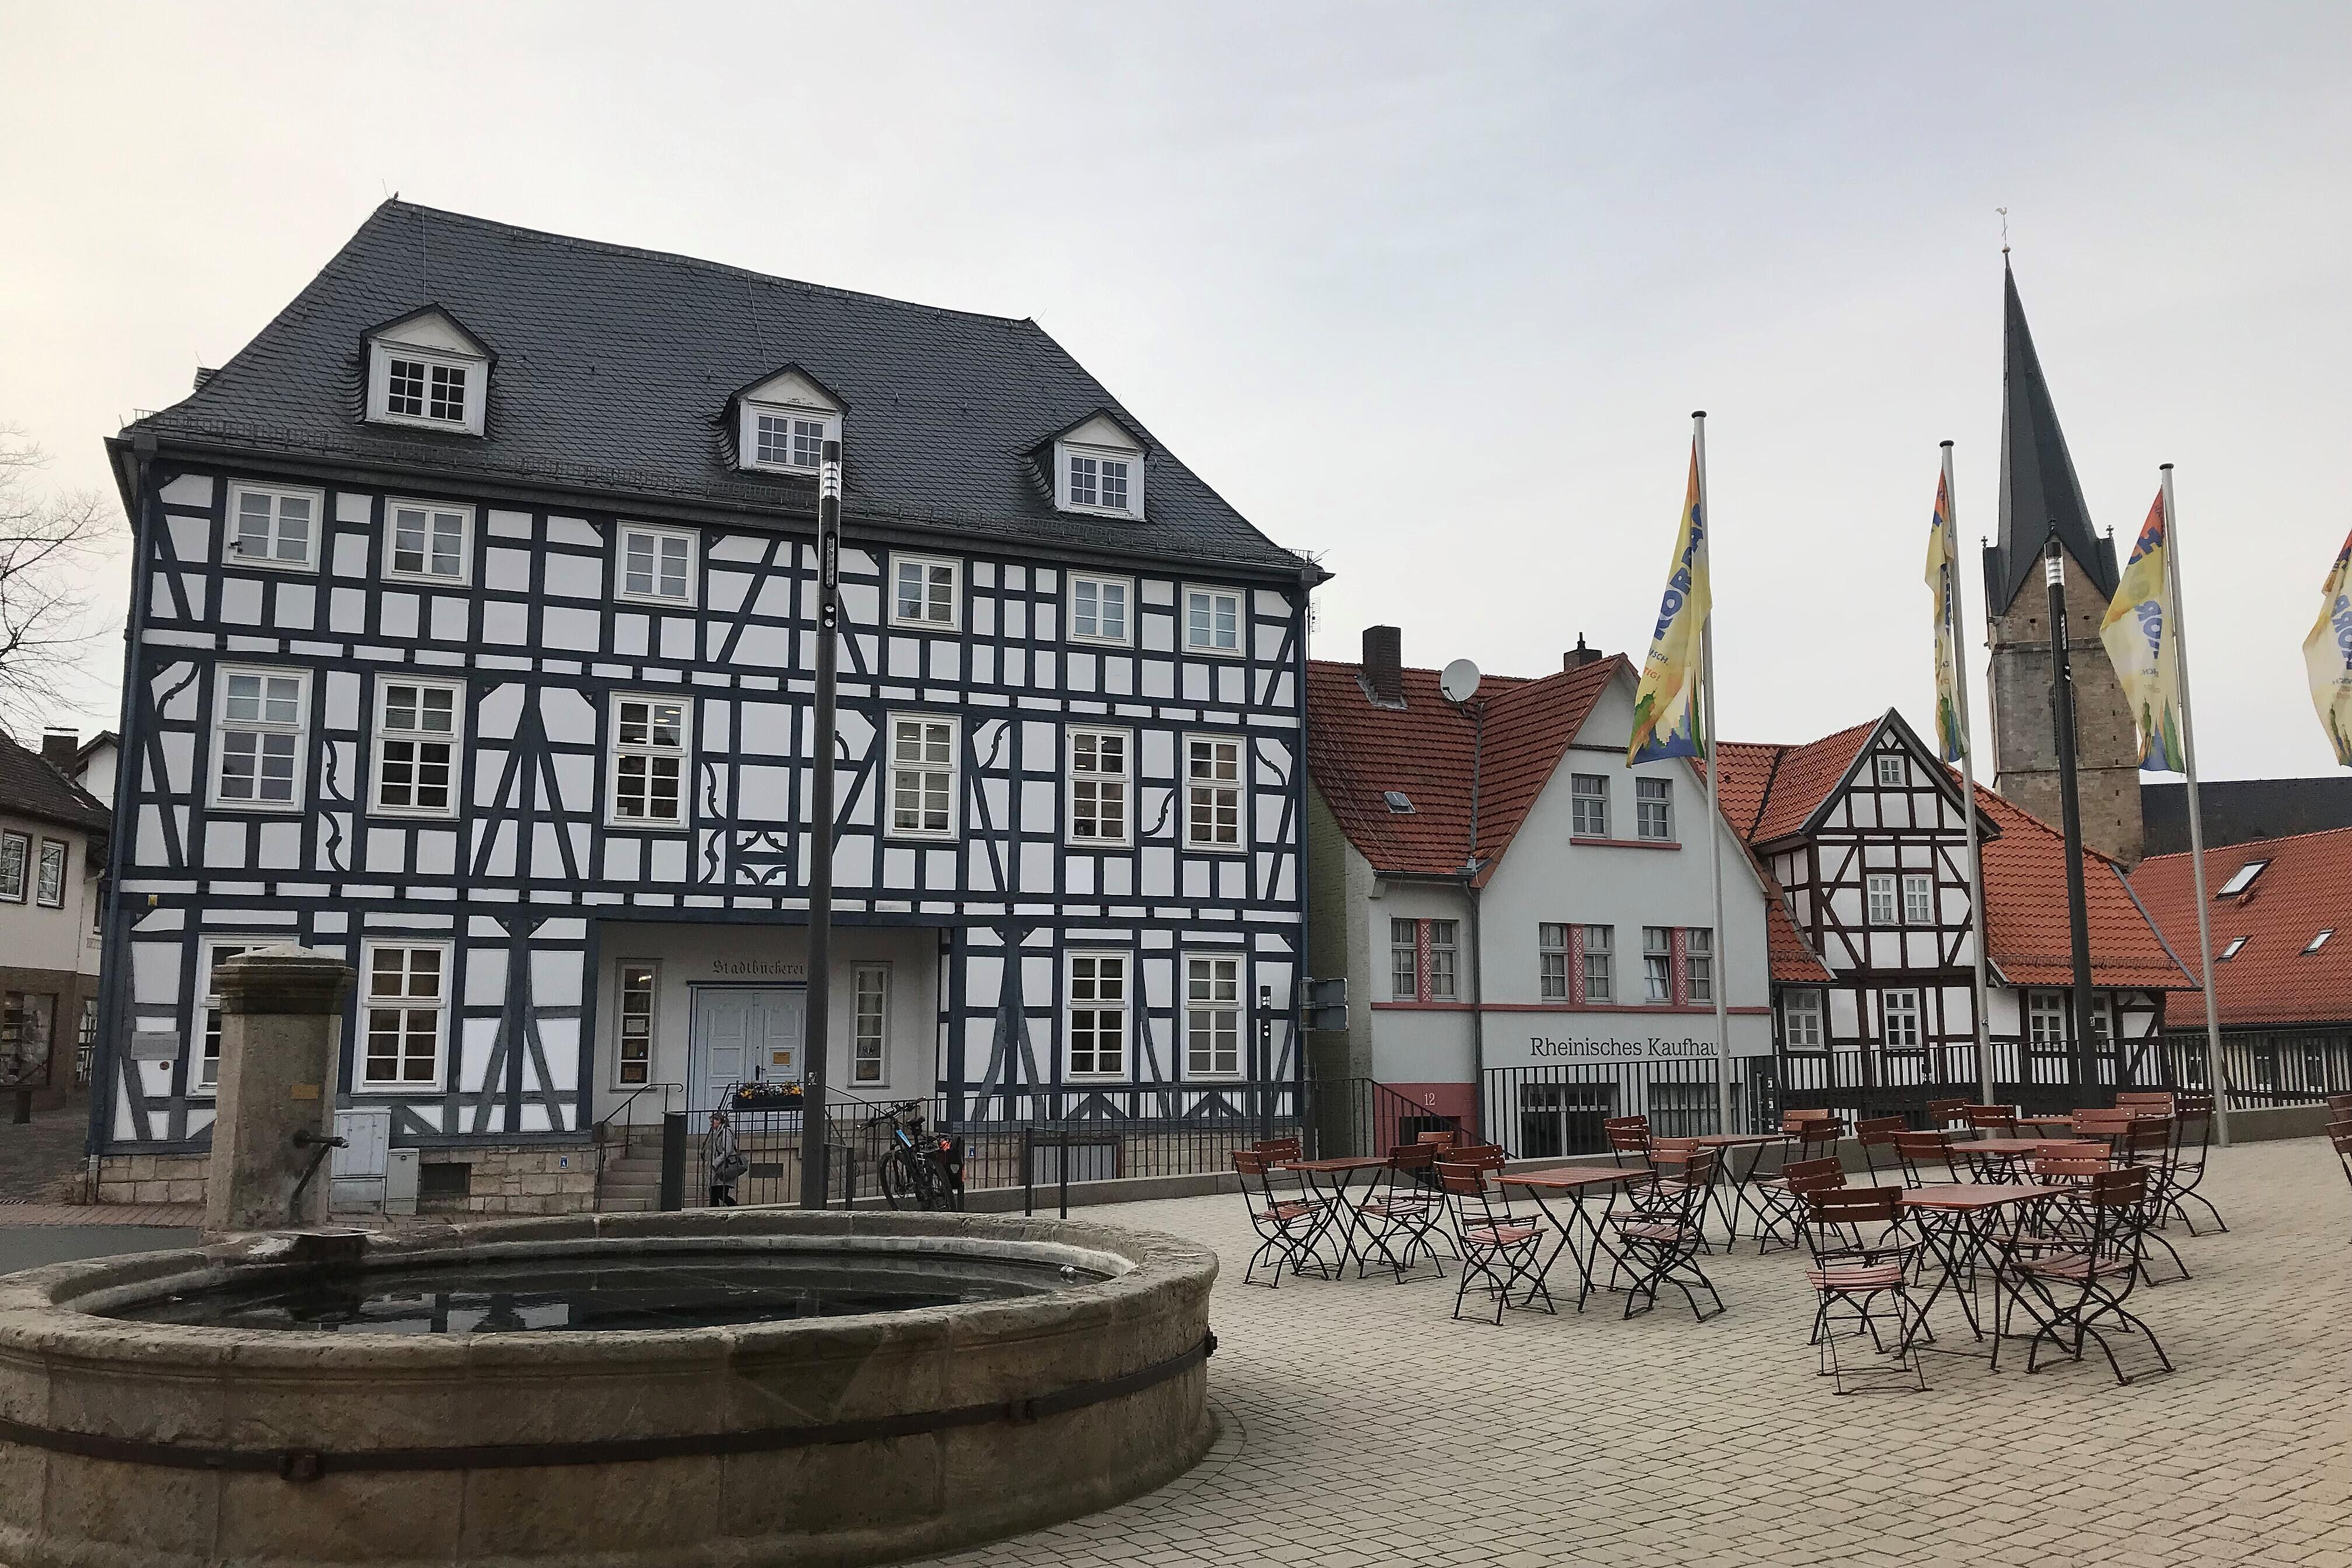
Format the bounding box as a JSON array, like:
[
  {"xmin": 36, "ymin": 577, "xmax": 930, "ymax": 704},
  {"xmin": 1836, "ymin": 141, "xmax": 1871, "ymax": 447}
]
[{"xmin": 598, "ymin": 1081, "xmax": 681, "ymax": 1136}]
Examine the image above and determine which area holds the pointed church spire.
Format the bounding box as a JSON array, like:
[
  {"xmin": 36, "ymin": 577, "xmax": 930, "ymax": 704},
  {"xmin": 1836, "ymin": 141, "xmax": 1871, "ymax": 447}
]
[{"xmin": 1985, "ymin": 259, "xmax": 2118, "ymax": 612}]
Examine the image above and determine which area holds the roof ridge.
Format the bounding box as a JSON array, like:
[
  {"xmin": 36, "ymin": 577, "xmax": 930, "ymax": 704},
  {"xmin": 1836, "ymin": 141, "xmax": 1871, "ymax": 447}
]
[
  {"xmin": 377, "ymin": 199, "xmax": 1045, "ymax": 332},
  {"xmin": 2134, "ymin": 820, "xmax": 2352, "ymax": 862}
]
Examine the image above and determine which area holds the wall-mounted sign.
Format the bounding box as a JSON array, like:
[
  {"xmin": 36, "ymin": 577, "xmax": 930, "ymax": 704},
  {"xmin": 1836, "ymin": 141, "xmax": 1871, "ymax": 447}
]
[
  {"xmin": 1528, "ymin": 1034, "xmax": 1717, "ymax": 1061},
  {"xmin": 128, "ymin": 1031, "xmax": 181, "ymax": 1062},
  {"xmin": 710, "ymin": 958, "xmax": 806, "ymax": 979}
]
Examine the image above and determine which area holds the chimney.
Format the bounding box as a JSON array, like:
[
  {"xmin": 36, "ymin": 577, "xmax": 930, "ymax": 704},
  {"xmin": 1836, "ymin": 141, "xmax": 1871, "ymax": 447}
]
[
  {"xmin": 1563, "ymin": 634, "xmax": 1602, "ymax": 670},
  {"xmin": 40, "ymin": 730, "xmax": 77, "ymax": 771},
  {"xmin": 1362, "ymin": 625, "xmax": 1405, "ymax": 707}
]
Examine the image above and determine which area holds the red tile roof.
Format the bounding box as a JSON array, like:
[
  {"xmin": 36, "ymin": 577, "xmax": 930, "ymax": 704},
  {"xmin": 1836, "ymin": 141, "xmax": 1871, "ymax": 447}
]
[
  {"xmin": 2131, "ymin": 826, "xmax": 2352, "ymax": 1025},
  {"xmin": 1972, "ymin": 785, "xmax": 2191, "ymax": 990},
  {"xmin": 1304, "ymin": 656, "xmax": 1616, "ymax": 886}
]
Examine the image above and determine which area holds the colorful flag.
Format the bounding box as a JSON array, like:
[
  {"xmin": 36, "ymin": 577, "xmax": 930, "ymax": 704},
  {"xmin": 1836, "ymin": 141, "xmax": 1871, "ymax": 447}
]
[
  {"xmin": 2098, "ymin": 491, "xmax": 2186, "ymax": 773},
  {"xmin": 1628, "ymin": 443, "xmax": 1711, "ymax": 764},
  {"xmin": 2306, "ymin": 528, "xmax": 2352, "ymax": 766},
  {"xmin": 1924, "ymin": 470, "xmax": 1967, "ymax": 762}
]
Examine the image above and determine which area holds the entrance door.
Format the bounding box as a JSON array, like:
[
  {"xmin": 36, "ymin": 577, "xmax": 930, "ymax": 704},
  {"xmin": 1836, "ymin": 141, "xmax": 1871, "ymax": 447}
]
[{"xmin": 690, "ymin": 988, "xmax": 806, "ymax": 1107}]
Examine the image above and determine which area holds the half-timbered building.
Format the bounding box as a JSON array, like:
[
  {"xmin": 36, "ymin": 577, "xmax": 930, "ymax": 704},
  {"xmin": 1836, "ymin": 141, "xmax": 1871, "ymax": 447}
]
[
  {"xmin": 91, "ymin": 201, "xmax": 1320, "ymax": 1209},
  {"xmin": 1716, "ymin": 709, "xmax": 2192, "ymax": 1119}
]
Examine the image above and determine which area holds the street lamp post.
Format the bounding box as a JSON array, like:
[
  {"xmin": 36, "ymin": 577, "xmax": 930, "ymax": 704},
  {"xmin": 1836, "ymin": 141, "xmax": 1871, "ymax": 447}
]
[{"xmin": 799, "ymin": 440, "xmax": 842, "ymax": 1208}]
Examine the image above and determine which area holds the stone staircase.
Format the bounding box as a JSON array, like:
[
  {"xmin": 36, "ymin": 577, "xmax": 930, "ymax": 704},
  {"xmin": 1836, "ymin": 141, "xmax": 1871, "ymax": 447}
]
[{"xmin": 596, "ymin": 1128, "xmax": 666, "ymax": 1213}]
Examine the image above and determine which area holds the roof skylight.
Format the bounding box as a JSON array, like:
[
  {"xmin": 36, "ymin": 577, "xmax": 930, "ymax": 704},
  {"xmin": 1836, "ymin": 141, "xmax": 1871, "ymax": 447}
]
[
  {"xmin": 2216, "ymin": 860, "xmax": 2269, "ymax": 898},
  {"xmin": 2304, "ymin": 929, "xmax": 2334, "ymax": 954},
  {"xmin": 1383, "ymin": 791, "xmax": 1415, "ymax": 814},
  {"xmin": 2217, "ymin": 936, "xmax": 2249, "ymax": 961}
]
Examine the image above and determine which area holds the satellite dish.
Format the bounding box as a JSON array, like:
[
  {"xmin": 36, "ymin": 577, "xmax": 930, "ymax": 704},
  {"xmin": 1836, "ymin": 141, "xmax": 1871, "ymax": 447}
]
[{"xmin": 1440, "ymin": 658, "xmax": 1482, "ymax": 705}]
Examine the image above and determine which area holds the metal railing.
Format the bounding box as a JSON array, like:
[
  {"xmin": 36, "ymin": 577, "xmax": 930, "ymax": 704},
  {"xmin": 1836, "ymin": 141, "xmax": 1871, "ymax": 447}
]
[
  {"xmin": 1481, "ymin": 1059, "xmax": 1781, "ymax": 1160},
  {"xmin": 2163, "ymin": 1028, "xmax": 2352, "ymax": 1110},
  {"xmin": 1771, "ymin": 1037, "xmax": 2171, "ymax": 1124}
]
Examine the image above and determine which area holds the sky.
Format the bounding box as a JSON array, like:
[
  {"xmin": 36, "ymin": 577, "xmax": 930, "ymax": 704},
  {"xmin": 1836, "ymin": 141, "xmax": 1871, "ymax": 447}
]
[{"xmin": 4, "ymin": 2, "xmax": 2349, "ymax": 778}]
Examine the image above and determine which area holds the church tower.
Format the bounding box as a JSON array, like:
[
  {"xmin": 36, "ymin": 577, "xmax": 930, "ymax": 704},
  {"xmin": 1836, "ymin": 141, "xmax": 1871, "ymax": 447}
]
[{"xmin": 1982, "ymin": 261, "xmax": 2146, "ymax": 866}]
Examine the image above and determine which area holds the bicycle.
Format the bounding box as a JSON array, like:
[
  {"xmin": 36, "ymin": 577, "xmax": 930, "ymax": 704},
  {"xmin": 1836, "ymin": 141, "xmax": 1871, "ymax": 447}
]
[{"xmin": 866, "ymin": 1101, "xmax": 965, "ymax": 1212}]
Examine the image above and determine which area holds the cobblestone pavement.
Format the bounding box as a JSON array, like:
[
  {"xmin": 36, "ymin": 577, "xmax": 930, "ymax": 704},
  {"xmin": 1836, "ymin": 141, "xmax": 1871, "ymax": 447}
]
[
  {"xmin": 0, "ymin": 1097, "xmax": 89, "ymax": 1203},
  {"xmin": 933, "ymin": 1139, "xmax": 2352, "ymax": 1568}
]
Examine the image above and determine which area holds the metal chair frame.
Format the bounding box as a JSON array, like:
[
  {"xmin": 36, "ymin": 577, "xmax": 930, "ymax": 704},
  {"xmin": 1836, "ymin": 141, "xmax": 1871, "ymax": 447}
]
[
  {"xmin": 1354, "ymin": 1143, "xmax": 1451, "ymax": 1282},
  {"xmin": 1801, "ymin": 1186, "xmax": 1930, "ymax": 1393},
  {"xmin": 1999, "ymin": 1166, "xmax": 2174, "ymax": 1385},
  {"xmin": 1608, "ymin": 1145, "xmax": 1725, "ymax": 1322},
  {"xmin": 1438, "ymin": 1163, "xmax": 1554, "ymax": 1325},
  {"xmin": 1232, "ymin": 1150, "xmax": 1335, "ymax": 1288}
]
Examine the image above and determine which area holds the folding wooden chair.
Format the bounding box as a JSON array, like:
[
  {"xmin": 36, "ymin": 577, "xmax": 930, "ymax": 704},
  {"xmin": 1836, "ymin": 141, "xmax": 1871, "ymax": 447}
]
[
  {"xmin": 1924, "ymin": 1098, "xmax": 1969, "ymax": 1130},
  {"xmin": 2331, "ymin": 1119, "xmax": 2352, "ymax": 1245},
  {"xmin": 1892, "ymin": 1130, "xmax": 1966, "ymax": 1186},
  {"xmin": 1603, "ymin": 1115, "xmax": 1651, "ymax": 1170},
  {"xmin": 2161, "ymin": 1092, "xmax": 2227, "ymax": 1234},
  {"xmin": 1801, "ymin": 1186, "xmax": 1929, "ymax": 1392},
  {"xmin": 1355, "ymin": 1143, "xmax": 1449, "ymax": 1281},
  {"xmin": 1749, "ymin": 1118, "xmax": 1846, "ymax": 1252},
  {"xmin": 1960, "ymin": 1104, "xmax": 2019, "ymax": 1139},
  {"xmin": 2000, "ymin": 1166, "xmax": 2174, "ymax": 1385},
  {"xmin": 1854, "ymin": 1116, "xmax": 1907, "ymax": 1182},
  {"xmin": 1437, "ymin": 1163, "xmax": 1552, "ymax": 1324},
  {"xmin": 1608, "ymin": 1144, "xmax": 1724, "ymax": 1321},
  {"xmin": 1232, "ymin": 1149, "xmax": 1334, "ymax": 1287}
]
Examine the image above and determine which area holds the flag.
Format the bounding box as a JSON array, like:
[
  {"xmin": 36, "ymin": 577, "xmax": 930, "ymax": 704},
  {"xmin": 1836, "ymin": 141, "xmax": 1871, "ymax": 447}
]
[
  {"xmin": 2098, "ymin": 491, "xmax": 2186, "ymax": 773},
  {"xmin": 2307, "ymin": 527, "xmax": 2352, "ymax": 766},
  {"xmin": 1924, "ymin": 470, "xmax": 1967, "ymax": 762},
  {"xmin": 1628, "ymin": 442, "xmax": 1710, "ymax": 763}
]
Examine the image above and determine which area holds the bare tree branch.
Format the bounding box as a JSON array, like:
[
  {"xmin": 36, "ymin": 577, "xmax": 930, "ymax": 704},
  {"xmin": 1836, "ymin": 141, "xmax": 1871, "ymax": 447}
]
[{"xmin": 0, "ymin": 427, "xmax": 120, "ymax": 735}]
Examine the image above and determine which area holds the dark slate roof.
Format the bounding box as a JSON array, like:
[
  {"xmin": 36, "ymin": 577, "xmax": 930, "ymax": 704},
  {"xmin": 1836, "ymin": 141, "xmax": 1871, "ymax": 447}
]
[
  {"xmin": 0, "ymin": 733, "xmax": 111, "ymax": 835},
  {"xmin": 2141, "ymin": 776, "xmax": 2352, "ymax": 858},
  {"xmin": 1982, "ymin": 260, "xmax": 2118, "ymax": 614},
  {"xmin": 122, "ymin": 201, "xmax": 1313, "ymax": 579}
]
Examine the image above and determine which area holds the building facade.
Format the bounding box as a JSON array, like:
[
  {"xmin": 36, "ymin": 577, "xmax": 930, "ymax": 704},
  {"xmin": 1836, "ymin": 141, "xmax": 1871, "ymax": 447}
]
[
  {"xmin": 0, "ymin": 733, "xmax": 110, "ymax": 1100},
  {"xmin": 2132, "ymin": 826, "xmax": 2352, "ymax": 1108},
  {"xmin": 1718, "ymin": 709, "xmax": 2191, "ymax": 1118},
  {"xmin": 1306, "ymin": 631, "xmax": 1779, "ymax": 1151},
  {"xmin": 92, "ymin": 202, "xmax": 1318, "ymax": 1209}
]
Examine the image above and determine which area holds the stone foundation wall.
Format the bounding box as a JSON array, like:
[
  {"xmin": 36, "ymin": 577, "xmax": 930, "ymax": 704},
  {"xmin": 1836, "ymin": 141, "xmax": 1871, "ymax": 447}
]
[{"xmin": 94, "ymin": 1145, "xmax": 601, "ymax": 1214}]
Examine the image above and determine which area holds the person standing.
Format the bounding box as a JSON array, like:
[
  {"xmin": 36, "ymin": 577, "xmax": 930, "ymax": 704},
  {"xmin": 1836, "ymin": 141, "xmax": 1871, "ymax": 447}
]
[{"xmin": 707, "ymin": 1108, "xmax": 745, "ymax": 1206}]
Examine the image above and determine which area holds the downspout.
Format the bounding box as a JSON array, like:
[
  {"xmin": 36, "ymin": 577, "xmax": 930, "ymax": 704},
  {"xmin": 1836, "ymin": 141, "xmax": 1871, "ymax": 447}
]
[
  {"xmin": 1291, "ymin": 563, "xmax": 1314, "ymax": 1150},
  {"xmin": 87, "ymin": 433, "xmax": 158, "ymax": 1193},
  {"xmin": 1464, "ymin": 699, "xmax": 1486, "ymax": 1140}
]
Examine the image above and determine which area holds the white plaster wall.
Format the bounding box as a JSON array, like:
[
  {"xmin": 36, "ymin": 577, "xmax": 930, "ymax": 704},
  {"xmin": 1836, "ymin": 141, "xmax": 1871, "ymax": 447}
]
[
  {"xmin": 0, "ymin": 815, "xmax": 95, "ymax": 976},
  {"xmin": 1362, "ymin": 878, "xmax": 1474, "ymax": 1084}
]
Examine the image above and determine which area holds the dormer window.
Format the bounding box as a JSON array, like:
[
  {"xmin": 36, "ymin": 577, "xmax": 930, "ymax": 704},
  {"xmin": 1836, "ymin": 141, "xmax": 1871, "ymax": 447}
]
[
  {"xmin": 363, "ymin": 307, "xmax": 491, "ymax": 436},
  {"xmin": 731, "ymin": 365, "xmax": 845, "ymax": 477},
  {"xmin": 1048, "ymin": 412, "xmax": 1148, "ymax": 519}
]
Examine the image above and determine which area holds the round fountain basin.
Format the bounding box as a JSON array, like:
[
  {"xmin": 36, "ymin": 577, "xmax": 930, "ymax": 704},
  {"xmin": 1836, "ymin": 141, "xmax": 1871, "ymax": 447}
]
[{"xmin": 0, "ymin": 1209, "xmax": 1217, "ymax": 1568}]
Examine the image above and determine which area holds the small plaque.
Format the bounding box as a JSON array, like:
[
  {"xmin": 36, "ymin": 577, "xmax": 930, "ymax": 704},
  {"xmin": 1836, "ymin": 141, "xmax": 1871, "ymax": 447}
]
[
  {"xmin": 128, "ymin": 1031, "xmax": 181, "ymax": 1062},
  {"xmin": 290, "ymin": 1083, "xmax": 322, "ymax": 1101}
]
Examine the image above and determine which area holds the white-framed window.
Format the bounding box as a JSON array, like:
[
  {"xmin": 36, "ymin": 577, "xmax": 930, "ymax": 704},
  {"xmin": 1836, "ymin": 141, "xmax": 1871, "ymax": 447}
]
[
  {"xmin": 2028, "ymin": 990, "xmax": 2068, "ymax": 1048},
  {"xmin": 745, "ymin": 404, "xmax": 839, "ymax": 474},
  {"xmin": 0, "ymin": 832, "xmax": 23, "ymax": 902},
  {"xmin": 888, "ymin": 715, "xmax": 957, "ymax": 839},
  {"xmin": 1184, "ymin": 954, "xmax": 1242, "ymax": 1077},
  {"xmin": 1685, "ymin": 927, "xmax": 1713, "ymax": 1003},
  {"xmin": 34, "ymin": 839, "xmax": 65, "ymax": 909},
  {"xmin": 212, "ymin": 667, "xmax": 307, "ymax": 811},
  {"xmin": 372, "ymin": 678, "xmax": 461, "ymax": 817},
  {"xmin": 615, "ymin": 963, "xmax": 656, "ymax": 1088},
  {"xmin": 1068, "ymin": 573, "xmax": 1133, "ymax": 645},
  {"xmin": 1059, "ymin": 444, "xmax": 1143, "ymax": 517},
  {"xmin": 1782, "ymin": 988, "xmax": 1825, "ymax": 1051},
  {"xmin": 1427, "ymin": 920, "xmax": 1459, "ymax": 1000},
  {"xmin": 359, "ymin": 941, "xmax": 450, "ymax": 1091},
  {"xmin": 2305, "ymin": 929, "xmax": 2335, "ymax": 955},
  {"xmin": 1571, "ymin": 775, "xmax": 1609, "ymax": 837},
  {"xmin": 617, "ymin": 525, "xmax": 696, "ymax": 606},
  {"xmin": 369, "ymin": 342, "xmax": 486, "ymax": 434},
  {"xmin": 1183, "ymin": 587, "xmax": 1242, "ymax": 656},
  {"xmin": 1184, "ymin": 735, "xmax": 1244, "ymax": 850},
  {"xmin": 2216, "ymin": 936, "xmax": 2248, "ymax": 962},
  {"xmin": 1390, "ymin": 918, "xmax": 1418, "ymax": 1000},
  {"xmin": 1880, "ymin": 988, "xmax": 1923, "ymax": 1052},
  {"xmin": 1581, "ymin": 924, "xmax": 1614, "ymax": 1003},
  {"xmin": 1643, "ymin": 926, "xmax": 1674, "ymax": 1003},
  {"xmin": 384, "ymin": 499, "xmax": 471, "ymax": 583},
  {"xmin": 890, "ymin": 555, "xmax": 960, "ymax": 631},
  {"xmin": 1068, "ymin": 727, "xmax": 1130, "ymax": 847},
  {"xmin": 1065, "ymin": 952, "xmax": 1128, "ymax": 1079},
  {"xmin": 1538, "ymin": 923, "xmax": 1569, "ymax": 1002},
  {"xmin": 1635, "ymin": 777, "xmax": 1673, "ymax": 842},
  {"xmin": 227, "ymin": 482, "xmax": 323, "ymax": 572},
  {"xmin": 1901, "ymin": 872, "xmax": 1934, "ymax": 926},
  {"xmin": 1866, "ymin": 872, "xmax": 1899, "ymax": 926},
  {"xmin": 1875, "ymin": 754, "xmax": 1906, "ymax": 787},
  {"xmin": 609, "ymin": 694, "xmax": 689, "ymax": 827},
  {"xmin": 197, "ymin": 937, "xmax": 271, "ymax": 1091},
  {"xmin": 852, "ymin": 964, "xmax": 889, "ymax": 1086}
]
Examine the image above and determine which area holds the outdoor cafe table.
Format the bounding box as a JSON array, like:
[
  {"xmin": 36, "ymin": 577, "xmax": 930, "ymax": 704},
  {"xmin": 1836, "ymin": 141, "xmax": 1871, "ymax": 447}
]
[
  {"xmin": 1497, "ymin": 1167, "xmax": 1646, "ymax": 1311},
  {"xmin": 1275, "ymin": 1156, "xmax": 1392, "ymax": 1273},
  {"xmin": 1956, "ymin": 1137, "xmax": 2109, "ymax": 1182},
  {"xmin": 1898, "ymin": 1183, "xmax": 2067, "ymax": 1356},
  {"xmin": 1690, "ymin": 1132, "xmax": 1790, "ymax": 1241}
]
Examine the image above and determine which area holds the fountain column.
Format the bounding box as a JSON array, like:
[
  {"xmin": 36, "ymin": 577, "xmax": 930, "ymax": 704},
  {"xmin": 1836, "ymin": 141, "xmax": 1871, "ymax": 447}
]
[{"xmin": 205, "ymin": 944, "xmax": 355, "ymax": 1235}]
